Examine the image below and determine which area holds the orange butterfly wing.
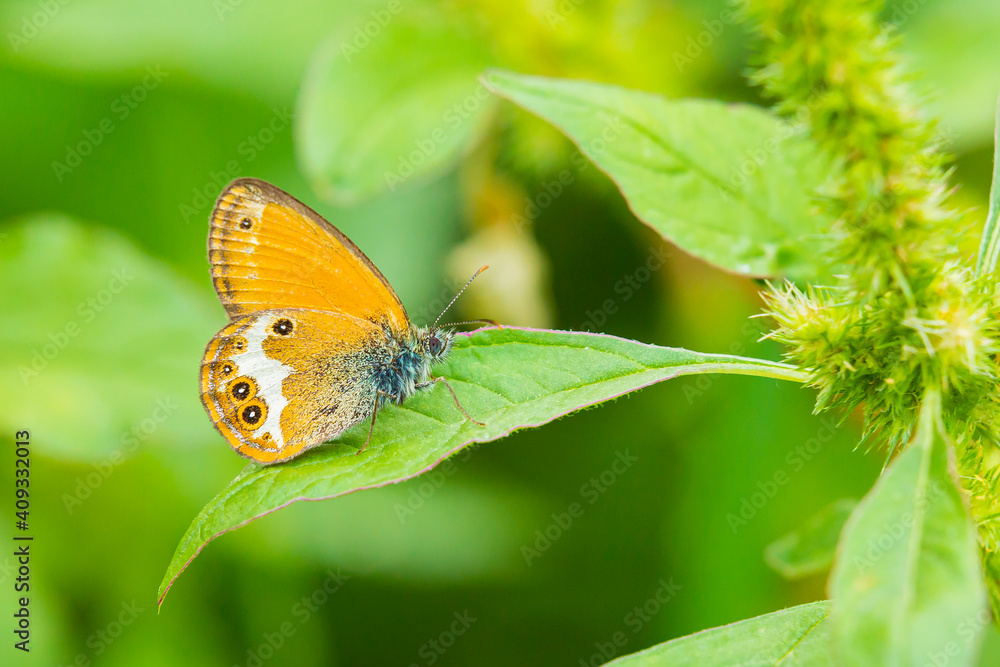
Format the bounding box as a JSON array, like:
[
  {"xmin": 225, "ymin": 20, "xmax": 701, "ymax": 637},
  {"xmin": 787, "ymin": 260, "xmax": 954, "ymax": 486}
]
[
  {"xmin": 202, "ymin": 178, "xmax": 418, "ymax": 463},
  {"xmin": 200, "ymin": 308, "xmax": 387, "ymax": 464},
  {"xmin": 208, "ymin": 177, "xmax": 410, "ymax": 333}
]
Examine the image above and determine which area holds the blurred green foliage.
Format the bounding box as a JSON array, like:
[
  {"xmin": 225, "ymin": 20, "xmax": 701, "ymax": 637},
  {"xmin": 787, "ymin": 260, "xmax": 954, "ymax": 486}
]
[{"xmin": 1, "ymin": 0, "xmax": 999, "ymax": 665}]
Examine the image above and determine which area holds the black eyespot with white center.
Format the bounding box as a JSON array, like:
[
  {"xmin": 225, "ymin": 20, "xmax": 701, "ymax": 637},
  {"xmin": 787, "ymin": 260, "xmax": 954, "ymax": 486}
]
[
  {"xmin": 232, "ymin": 381, "xmax": 251, "ymax": 400},
  {"xmin": 273, "ymin": 318, "xmax": 293, "ymax": 336},
  {"xmin": 240, "ymin": 217, "xmax": 253, "ymax": 230},
  {"xmin": 222, "ymin": 363, "xmax": 233, "ymax": 375},
  {"xmin": 242, "ymin": 405, "xmax": 262, "ymax": 425}
]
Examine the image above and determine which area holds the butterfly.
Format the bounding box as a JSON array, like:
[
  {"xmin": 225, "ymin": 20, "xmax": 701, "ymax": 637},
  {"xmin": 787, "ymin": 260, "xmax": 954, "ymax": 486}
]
[{"xmin": 199, "ymin": 178, "xmax": 490, "ymax": 464}]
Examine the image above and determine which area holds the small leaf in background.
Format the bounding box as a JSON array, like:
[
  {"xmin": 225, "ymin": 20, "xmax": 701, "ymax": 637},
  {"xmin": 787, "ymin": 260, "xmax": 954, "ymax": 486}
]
[
  {"xmin": 296, "ymin": 7, "xmax": 495, "ymax": 204},
  {"xmin": 829, "ymin": 391, "xmax": 988, "ymax": 667},
  {"xmin": 0, "ymin": 217, "xmax": 221, "ymax": 462},
  {"xmin": 158, "ymin": 327, "xmax": 805, "ymax": 604},
  {"xmin": 765, "ymin": 498, "xmax": 858, "ymax": 579},
  {"xmin": 605, "ymin": 601, "xmax": 833, "ymax": 666},
  {"xmin": 975, "ymin": 93, "xmax": 1000, "ymax": 276},
  {"xmin": 482, "ymin": 69, "xmax": 836, "ymax": 280}
]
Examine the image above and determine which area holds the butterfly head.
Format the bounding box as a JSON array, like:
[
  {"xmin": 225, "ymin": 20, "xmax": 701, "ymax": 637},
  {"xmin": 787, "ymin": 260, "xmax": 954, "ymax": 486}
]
[{"xmin": 418, "ymin": 326, "xmax": 454, "ymax": 360}]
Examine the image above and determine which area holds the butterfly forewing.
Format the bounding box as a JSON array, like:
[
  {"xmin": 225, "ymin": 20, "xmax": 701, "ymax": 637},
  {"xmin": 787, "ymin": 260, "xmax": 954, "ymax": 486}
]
[
  {"xmin": 200, "ymin": 308, "xmax": 388, "ymax": 463},
  {"xmin": 208, "ymin": 178, "xmax": 410, "ymax": 334}
]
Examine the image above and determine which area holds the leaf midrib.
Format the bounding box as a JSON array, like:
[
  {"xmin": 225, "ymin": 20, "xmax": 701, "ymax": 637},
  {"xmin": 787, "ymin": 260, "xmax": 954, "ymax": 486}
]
[
  {"xmin": 890, "ymin": 397, "xmax": 936, "ymax": 665},
  {"xmin": 774, "ymin": 607, "xmax": 830, "ymax": 666}
]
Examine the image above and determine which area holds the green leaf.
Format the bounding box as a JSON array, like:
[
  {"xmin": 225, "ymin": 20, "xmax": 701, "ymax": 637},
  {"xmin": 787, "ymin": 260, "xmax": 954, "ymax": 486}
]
[
  {"xmin": 976, "ymin": 93, "xmax": 1000, "ymax": 276},
  {"xmin": 829, "ymin": 390, "xmax": 988, "ymax": 667},
  {"xmin": 605, "ymin": 601, "xmax": 833, "ymax": 666},
  {"xmin": 297, "ymin": 9, "xmax": 495, "ymax": 204},
  {"xmin": 765, "ymin": 498, "xmax": 858, "ymax": 579},
  {"xmin": 157, "ymin": 327, "xmax": 805, "ymax": 605},
  {"xmin": 481, "ymin": 70, "xmax": 835, "ymax": 280},
  {"xmin": 0, "ymin": 216, "xmax": 220, "ymax": 461}
]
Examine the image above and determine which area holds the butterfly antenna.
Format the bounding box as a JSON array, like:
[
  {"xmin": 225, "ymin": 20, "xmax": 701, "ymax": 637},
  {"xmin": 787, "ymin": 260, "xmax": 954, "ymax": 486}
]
[
  {"xmin": 434, "ymin": 265, "xmax": 489, "ymax": 327},
  {"xmin": 444, "ymin": 318, "xmax": 501, "ymax": 329}
]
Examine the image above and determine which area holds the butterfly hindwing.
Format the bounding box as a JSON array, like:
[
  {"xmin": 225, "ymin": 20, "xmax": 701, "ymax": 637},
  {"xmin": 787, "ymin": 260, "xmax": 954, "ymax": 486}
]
[
  {"xmin": 209, "ymin": 178, "xmax": 410, "ymax": 335},
  {"xmin": 200, "ymin": 308, "xmax": 389, "ymax": 464}
]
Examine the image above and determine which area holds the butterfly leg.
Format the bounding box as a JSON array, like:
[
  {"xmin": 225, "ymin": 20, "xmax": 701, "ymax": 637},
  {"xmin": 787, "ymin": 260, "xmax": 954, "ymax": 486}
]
[
  {"xmin": 417, "ymin": 377, "xmax": 485, "ymax": 426},
  {"xmin": 356, "ymin": 392, "xmax": 389, "ymax": 455}
]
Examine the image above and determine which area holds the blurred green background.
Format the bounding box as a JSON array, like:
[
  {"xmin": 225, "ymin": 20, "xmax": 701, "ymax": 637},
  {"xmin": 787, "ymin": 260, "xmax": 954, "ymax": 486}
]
[{"xmin": 1, "ymin": 0, "xmax": 999, "ymax": 664}]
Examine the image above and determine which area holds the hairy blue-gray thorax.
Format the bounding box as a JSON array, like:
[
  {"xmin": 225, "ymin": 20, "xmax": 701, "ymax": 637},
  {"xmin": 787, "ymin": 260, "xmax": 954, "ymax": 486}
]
[{"xmin": 373, "ymin": 324, "xmax": 453, "ymax": 406}]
